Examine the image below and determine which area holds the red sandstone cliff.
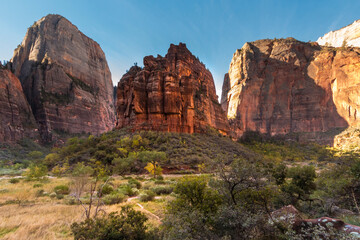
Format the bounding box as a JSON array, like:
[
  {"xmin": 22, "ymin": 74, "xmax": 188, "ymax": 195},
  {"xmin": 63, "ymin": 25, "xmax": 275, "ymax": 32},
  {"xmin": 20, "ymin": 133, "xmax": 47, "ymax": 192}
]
[
  {"xmin": 11, "ymin": 14, "xmax": 115, "ymax": 141},
  {"xmin": 221, "ymin": 38, "xmax": 360, "ymax": 145},
  {"xmin": 0, "ymin": 68, "xmax": 37, "ymax": 142},
  {"xmin": 116, "ymin": 43, "xmax": 229, "ymax": 134}
]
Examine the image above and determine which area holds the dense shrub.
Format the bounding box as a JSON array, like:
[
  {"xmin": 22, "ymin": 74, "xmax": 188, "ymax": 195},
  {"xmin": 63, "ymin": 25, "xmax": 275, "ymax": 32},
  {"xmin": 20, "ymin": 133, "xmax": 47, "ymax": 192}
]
[
  {"xmin": 35, "ymin": 189, "xmax": 45, "ymax": 197},
  {"xmin": 151, "ymin": 186, "xmax": 173, "ymax": 195},
  {"xmin": 128, "ymin": 178, "xmax": 141, "ymax": 189},
  {"xmin": 99, "ymin": 184, "xmax": 114, "ymax": 195},
  {"xmin": 103, "ymin": 192, "xmax": 126, "ymax": 205},
  {"xmin": 71, "ymin": 206, "xmax": 156, "ymax": 240},
  {"xmin": 154, "ymin": 180, "xmax": 165, "ymax": 185},
  {"xmin": 118, "ymin": 184, "xmax": 138, "ymax": 197},
  {"xmin": 56, "ymin": 194, "xmax": 64, "ymax": 199},
  {"xmin": 139, "ymin": 190, "xmax": 155, "ymax": 202},
  {"xmin": 9, "ymin": 178, "xmax": 20, "ymax": 184},
  {"xmin": 54, "ymin": 185, "xmax": 70, "ymax": 195}
]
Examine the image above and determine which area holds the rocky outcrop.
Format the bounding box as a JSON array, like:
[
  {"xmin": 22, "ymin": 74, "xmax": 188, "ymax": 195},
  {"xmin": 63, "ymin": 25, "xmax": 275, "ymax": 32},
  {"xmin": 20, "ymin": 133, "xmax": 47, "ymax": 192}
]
[
  {"xmin": 11, "ymin": 14, "xmax": 115, "ymax": 141},
  {"xmin": 222, "ymin": 38, "xmax": 360, "ymax": 145},
  {"xmin": 0, "ymin": 68, "xmax": 37, "ymax": 142},
  {"xmin": 317, "ymin": 19, "xmax": 360, "ymax": 47},
  {"xmin": 116, "ymin": 43, "xmax": 229, "ymax": 134}
]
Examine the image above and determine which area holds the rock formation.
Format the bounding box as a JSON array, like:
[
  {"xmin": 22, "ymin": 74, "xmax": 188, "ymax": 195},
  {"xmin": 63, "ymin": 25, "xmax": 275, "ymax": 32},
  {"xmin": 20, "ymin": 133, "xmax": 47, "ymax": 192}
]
[
  {"xmin": 221, "ymin": 38, "xmax": 360, "ymax": 145},
  {"xmin": 11, "ymin": 14, "xmax": 115, "ymax": 141},
  {"xmin": 317, "ymin": 19, "xmax": 360, "ymax": 47},
  {"xmin": 116, "ymin": 43, "xmax": 229, "ymax": 134},
  {"xmin": 0, "ymin": 68, "xmax": 37, "ymax": 142}
]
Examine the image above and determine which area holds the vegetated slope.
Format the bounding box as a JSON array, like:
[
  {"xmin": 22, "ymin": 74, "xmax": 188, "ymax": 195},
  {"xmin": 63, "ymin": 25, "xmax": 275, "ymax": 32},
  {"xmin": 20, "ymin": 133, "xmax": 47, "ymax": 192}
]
[
  {"xmin": 221, "ymin": 38, "xmax": 360, "ymax": 146},
  {"xmin": 46, "ymin": 128, "xmax": 256, "ymax": 173}
]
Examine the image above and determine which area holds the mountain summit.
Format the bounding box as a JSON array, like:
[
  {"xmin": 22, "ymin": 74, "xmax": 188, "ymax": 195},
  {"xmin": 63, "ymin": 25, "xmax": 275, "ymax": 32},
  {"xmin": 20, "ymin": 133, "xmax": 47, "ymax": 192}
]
[
  {"xmin": 11, "ymin": 14, "xmax": 115, "ymax": 141},
  {"xmin": 317, "ymin": 19, "xmax": 360, "ymax": 47}
]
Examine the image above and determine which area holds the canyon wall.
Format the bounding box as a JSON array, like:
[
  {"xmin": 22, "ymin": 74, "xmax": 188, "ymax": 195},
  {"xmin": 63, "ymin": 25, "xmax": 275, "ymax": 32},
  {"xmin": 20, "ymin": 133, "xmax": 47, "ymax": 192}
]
[
  {"xmin": 221, "ymin": 38, "xmax": 360, "ymax": 145},
  {"xmin": 116, "ymin": 43, "xmax": 229, "ymax": 134},
  {"xmin": 0, "ymin": 68, "xmax": 37, "ymax": 142},
  {"xmin": 11, "ymin": 14, "xmax": 115, "ymax": 141}
]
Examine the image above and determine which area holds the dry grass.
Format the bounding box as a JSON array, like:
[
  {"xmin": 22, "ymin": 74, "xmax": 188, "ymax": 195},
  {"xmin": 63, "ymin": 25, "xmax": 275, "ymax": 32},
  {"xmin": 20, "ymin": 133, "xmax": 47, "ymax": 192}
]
[{"xmin": 0, "ymin": 175, "xmax": 172, "ymax": 239}]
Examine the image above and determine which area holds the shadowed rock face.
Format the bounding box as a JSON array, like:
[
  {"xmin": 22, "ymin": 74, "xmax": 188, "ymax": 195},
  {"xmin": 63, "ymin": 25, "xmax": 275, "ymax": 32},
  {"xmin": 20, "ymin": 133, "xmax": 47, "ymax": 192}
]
[
  {"xmin": 11, "ymin": 14, "xmax": 115, "ymax": 141},
  {"xmin": 221, "ymin": 38, "xmax": 360, "ymax": 145},
  {"xmin": 0, "ymin": 68, "xmax": 37, "ymax": 142},
  {"xmin": 116, "ymin": 43, "xmax": 229, "ymax": 134}
]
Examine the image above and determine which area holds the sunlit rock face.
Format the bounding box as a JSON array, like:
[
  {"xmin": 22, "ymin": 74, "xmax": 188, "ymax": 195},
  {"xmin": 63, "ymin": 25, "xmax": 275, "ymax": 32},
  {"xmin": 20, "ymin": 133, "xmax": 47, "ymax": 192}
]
[
  {"xmin": 317, "ymin": 19, "xmax": 360, "ymax": 47},
  {"xmin": 0, "ymin": 68, "xmax": 37, "ymax": 142},
  {"xmin": 116, "ymin": 43, "xmax": 229, "ymax": 134},
  {"xmin": 222, "ymin": 38, "xmax": 360, "ymax": 145},
  {"xmin": 11, "ymin": 14, "xmax": 115, "ymax": 141}
]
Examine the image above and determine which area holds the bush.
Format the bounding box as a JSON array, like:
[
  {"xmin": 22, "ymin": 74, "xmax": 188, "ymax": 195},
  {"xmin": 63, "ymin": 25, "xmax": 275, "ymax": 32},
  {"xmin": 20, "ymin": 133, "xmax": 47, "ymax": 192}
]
[
  {"xmin": 135, "ymin": 176, "xmax": 145, "ymax": 181},
  {"xmin": 33, "ymin": 183, "xmax": 43, "ymax": 188},
  {"xmin": 9, "ymin": 178, "xmax": 20, "ymax": 184},
  {"xmin": 35, "ymin": 189, "xmax": 45, "ymax": 197},
  {"xmin": 54, "ymin": 185, "xmax": 70, "ymax": 195},
  {"xmin": 103, "ymin": 192, "xmax": 126, "ymax": 205},
  {"xmin": 71, "ymin": 206, "xmax": 155, "ymax": 240},
  {"xmin": 49, "ymin": 192, "xmax": 57, "ymax": 198},
  {"xmin": 139, "ymin": 190, "xmax": 155, "ymax": 202},
  {"xmin": 118, "ymin": 184, "xmax": 138, "ymax": 197},
  {"xmin": 128, "ymin": 178, "xmax": 141, "ymax": 189},
  {"xmin": 151, "ymin": 186, "xmax": 173, "ymax": 195},
  {"xmin": 23, "ymin": 164, "xmax": 47, "ymax": 181},
  {"xmin": 56, "ymin": 194, "xmax": 64, "ymax": 199},
  {"xmin": 65, "ymin": 196, "xmax": 77, "ymax": 205},
  {"xmin": 99, "ymin": 184, "xmax": 114, "ymax": 195},
  {"xmin": 156, "ymin": 175, "xmax": 164, "ymax": 180},
  {"xmin": 154, "ymin": 180, "xmax": 165, "ymax": 185}
]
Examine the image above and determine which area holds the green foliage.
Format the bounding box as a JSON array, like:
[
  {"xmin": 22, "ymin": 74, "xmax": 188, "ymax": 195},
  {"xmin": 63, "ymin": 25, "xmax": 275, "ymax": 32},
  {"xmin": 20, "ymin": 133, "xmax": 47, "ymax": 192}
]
[
  {"xmin": 273, "ymin": 163, "xmax": 287, "ymax": 185},
  {"xmin": 118, "ymin": 184, "xmax": 138, "ymax": 197},
  {"xmin": 71, "ymin": 206, "xmax": 154, "ymax": 240},
  {"xmin": 72, "ymin": 162, "xmax": 93, "ymax": 177},
  {"xmin": 56, "ymin": 194, "xmax": 64, "ymax": 200},
  {"xmin": 102, "ymin": 192, "xmax": 126, "ymax": 205},
  {"xmin": 46, "ymin": 129, "xmax": 253, "ymax": 174},
  {"xmin": 282, "ymin": 165, "xmax": 316, "ymax": 204},
  {"xmin": 35, "ymin": 189, "xmax": 46, "ymax": 197},
  {"xmin": 54, "ymin": 185, "xmax": 70, "ymax": 195},
  {"xmin": 23, "ymin": 164, "xmax": 47, "ymax": 181},
  {"xmin": 151, "ymin": 186, "xmax": 173, "ymax": 195},
  {"xmin": 33, "ymin": 183, "xmax": 43, "ymax": 188},
  {"xmin": 44, "ymin": 153, "xmax": 61, "ymax": 167},
  {"xmin": 8, "ymin": 178, "xmax": 20, "ymax": 184},
  {"xmin": 139, "ymin": 190, "xmax": 155, "ymax": 202},
  {"xmin": 128, "ymin": 178, "xmax": 141, "ymax": 189},
  {"xmin": 100, "ymin": 184, "xmax": 114, "ymax": 195},
  {"xmin": 170, "ymin": 176, "xmax": 222, "ymax": 215},
  {"xmin": 66, "ymin": 73, "xmax": 99, "ymax": 96}
]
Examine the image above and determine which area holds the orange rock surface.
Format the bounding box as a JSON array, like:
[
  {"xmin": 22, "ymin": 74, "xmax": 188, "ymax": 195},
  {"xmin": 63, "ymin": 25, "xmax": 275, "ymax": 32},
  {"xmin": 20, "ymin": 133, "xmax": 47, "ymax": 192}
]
[
  {"xmin": 221, "ymin": 38, "xmax": 360, "ymax": 145},
  {"xmin": 11, "ymin": 14, "xmax": 115, "ymax": 141},
  {"xmin": 0, "ymin": 68, "xmax": 37, "ymax": 142},
  {"xmin": 116, "ymin": 43, "xmax": 229, "ymax": 134}
]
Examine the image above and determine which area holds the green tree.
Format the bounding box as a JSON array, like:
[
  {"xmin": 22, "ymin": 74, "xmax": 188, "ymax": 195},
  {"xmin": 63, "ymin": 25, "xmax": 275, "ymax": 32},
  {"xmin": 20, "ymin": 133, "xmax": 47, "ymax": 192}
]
[
  {"xmin": 23, "ymin": 164, "xmax": 47, "ymax": 181},
  {"xmin": 282, "ymin": 165, "xmax": 316, "ymax": 205},
  {"xmin": 138, "ymin": 151, "xmax": 166, "ymax": 178}
]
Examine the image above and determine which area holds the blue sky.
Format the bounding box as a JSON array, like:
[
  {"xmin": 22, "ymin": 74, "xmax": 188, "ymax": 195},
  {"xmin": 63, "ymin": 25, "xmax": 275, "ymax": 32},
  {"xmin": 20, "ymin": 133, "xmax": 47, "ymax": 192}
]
[{"xmin": 1, "ymin": 0, "xmax": 360, "ymax": 96}]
